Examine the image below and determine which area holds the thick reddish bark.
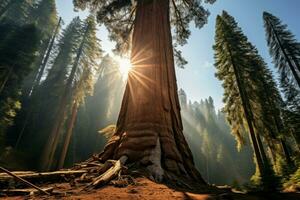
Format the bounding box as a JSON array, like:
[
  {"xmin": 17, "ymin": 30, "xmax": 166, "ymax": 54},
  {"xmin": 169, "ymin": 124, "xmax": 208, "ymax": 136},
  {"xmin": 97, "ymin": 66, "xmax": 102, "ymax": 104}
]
[{"xmin": 99, "ymin": 0, "xmax": 204, "ymax": 183}]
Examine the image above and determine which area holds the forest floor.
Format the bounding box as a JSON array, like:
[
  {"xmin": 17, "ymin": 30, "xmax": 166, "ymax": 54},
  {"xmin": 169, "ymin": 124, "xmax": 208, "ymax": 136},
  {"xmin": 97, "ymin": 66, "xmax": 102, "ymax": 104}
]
[{"xmin": 1, "ymin": 177, "xmax": 300, "ymax": 200}]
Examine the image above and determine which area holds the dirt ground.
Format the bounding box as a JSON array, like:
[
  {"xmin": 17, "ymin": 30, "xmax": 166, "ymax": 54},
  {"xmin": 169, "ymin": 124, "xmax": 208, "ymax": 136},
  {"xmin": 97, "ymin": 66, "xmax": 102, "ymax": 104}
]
[{"xmin": 1, "ymin": 178, "xmax": 300, "ymax": 200}]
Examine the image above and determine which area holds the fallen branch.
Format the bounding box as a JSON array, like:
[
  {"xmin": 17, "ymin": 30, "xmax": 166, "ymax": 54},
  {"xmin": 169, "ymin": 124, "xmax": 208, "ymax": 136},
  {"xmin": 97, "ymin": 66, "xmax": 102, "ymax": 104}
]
[
  {"xmin": 88, "ymin": 156, "xmax": 128, "ymax": 188},
  {"xmin": 0, "ymin": 169, "xmax": 87, "ymax": 186},
  {"xmin": 0, "ymin": 166, "xmax": 50, "ymax": 195},
  {"xmin": 0, "ymin": 187, "xmax": 53, "ymax": 196}
]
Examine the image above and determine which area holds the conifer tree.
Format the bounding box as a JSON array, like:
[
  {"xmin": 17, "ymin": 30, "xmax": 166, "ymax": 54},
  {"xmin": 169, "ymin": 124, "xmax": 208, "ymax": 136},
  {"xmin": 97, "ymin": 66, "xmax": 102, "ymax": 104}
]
[
  {"xmin": 0, "ymin": 24, "xmax": 39, "ymax": 139},
  {"xmin": 74, "ymin": 0, "xmax": 216, "ymax": 182},
  {"xmin": 72, "ymin": 55, "xmax": 124, "ymax": 163},
  {"xmin": 57, "ymin": 16, "xmax": 102, "ymax": 169},
  {"xmin": 263, "ymin": 12, "xmax": 300, "ymax": 88},
  {"xmin": 22, "ymin": 0, "xmax": 60, "ymax": 97},
  {"xmin": 40, "ymin": 16, "xmax": 102, "ymax": 170},
  {"xmin": 214, "ymin": 14, "xmax": 263, "ymax": 173},
  {"xmin": 11, "ymin": 17, "xmax": 83, "ymax": 166},
  {"xmin": 214, "ymin": 11, "xmax": 281, "ymax": 190},
  {"xmin": 263, "ymin": 12, "xmax": 300, "ymax": 150}
]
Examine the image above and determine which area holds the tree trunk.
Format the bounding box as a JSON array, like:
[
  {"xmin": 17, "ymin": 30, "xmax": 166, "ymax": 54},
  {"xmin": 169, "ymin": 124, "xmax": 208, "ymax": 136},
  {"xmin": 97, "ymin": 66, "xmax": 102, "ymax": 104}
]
[
  {"xmin": 256, "ymin": 134, "xmax": 270, "ymax": 168},
  {"xmin": 98, "ymin": 0, "xmax": 204, "ymax": 183},
  {"xmin": 40, "ymin": 24, "xmax": 90, "ymax": 171},
  {"xmin": 14, "ymin": 19, "xmax": 62, "ymax": 149},
  {"xmin": 226, "ymin": 42, "xmax": 265, "ymax": 176},
  {"xmin": 273, "ymin": 114, "xmax": 293, "ymax": 165},
  {"xmin": 280, "ymin": 138, "xmax": 292, "ymax": 165},
  {"xmin": 30, "ymin": 17, "xmax": 62, "ymax": 96},
  {"xmin": 58, "ymin": 101, "xmax": 78, "ymax": 169}
]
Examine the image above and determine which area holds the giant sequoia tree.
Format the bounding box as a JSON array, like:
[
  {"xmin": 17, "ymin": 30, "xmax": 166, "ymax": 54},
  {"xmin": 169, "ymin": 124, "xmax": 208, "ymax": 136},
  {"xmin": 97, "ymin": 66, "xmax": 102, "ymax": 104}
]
[{"xmin": 73, "ymin": 0, "xmax": 216, "ymax": 182}]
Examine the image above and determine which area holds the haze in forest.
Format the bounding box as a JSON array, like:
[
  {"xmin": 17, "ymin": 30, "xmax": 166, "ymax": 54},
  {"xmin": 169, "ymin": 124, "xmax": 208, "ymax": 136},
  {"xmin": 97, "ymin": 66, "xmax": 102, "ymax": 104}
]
[
  {"xmin": 57, "ymin": 0, "xmax": 300, "ymax": 110},
  {"xmin": 0, "ymin": 0, "xmax": 299, "ymax": 198}
]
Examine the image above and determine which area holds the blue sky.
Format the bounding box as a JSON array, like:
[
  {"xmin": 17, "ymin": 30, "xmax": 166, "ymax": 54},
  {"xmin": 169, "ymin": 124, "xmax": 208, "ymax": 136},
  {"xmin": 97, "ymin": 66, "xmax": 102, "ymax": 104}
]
[{"xmin": 56, "ymin": 0, "xmax": 300, "ymax": 110}]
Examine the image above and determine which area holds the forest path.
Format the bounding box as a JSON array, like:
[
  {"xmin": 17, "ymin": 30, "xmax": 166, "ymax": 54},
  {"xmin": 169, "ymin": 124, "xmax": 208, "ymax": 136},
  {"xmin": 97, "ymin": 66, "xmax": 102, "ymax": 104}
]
[{"xmin": 1, "ymin": 177, "xmax": 300, "ymax": 200}]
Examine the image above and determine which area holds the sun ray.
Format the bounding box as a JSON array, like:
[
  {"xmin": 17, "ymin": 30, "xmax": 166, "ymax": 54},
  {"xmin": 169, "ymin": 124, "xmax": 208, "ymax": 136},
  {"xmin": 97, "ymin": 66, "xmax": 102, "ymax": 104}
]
[{"xmin": 116, "ymin": 56, "xmax": 132, "ymax": 80}]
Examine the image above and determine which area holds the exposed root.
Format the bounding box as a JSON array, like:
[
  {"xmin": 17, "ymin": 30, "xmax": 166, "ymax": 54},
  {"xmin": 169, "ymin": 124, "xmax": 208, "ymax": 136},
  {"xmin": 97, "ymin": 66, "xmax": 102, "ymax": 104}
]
[
  {"xmin": 110, "ymin": 173, "xmax": 137, "ymax": 188},
  {"xmin": 0, "ymin": 153, "xmax": 205, "ymax": 197},
  {"xmin": 85, "ymin": 156, "xmax": 128, "ymax": 189},
  {"xmin": 146, "ymin": 138, "xmax": 164, "ymax": 182}
]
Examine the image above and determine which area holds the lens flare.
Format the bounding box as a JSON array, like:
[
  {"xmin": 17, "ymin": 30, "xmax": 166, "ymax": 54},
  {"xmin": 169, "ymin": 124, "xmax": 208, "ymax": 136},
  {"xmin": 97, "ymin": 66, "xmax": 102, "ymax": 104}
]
[{"xmin": 116, "ymin": 56, "xmax": 132, "ymax": 80}]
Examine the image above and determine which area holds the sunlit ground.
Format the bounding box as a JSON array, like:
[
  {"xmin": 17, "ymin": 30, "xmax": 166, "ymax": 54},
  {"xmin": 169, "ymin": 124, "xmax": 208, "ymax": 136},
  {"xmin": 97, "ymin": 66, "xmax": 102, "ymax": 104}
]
[{"xmin": 116, "ymin": 56, "xmax": 132, "ymax": 80}]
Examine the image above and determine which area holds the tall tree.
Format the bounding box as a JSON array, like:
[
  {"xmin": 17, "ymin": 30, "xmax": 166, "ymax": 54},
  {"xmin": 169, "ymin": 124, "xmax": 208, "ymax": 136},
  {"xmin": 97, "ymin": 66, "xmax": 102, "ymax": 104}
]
[
  {"xmin": 263, "ymin": 12, "xmax": 300, "ymax": 88},
  {"xmin": 0, "ymin": 24, "xmax": 39, "ymax": 141},
  {"xmin": 57, "ymin": 16, "xmax": 102, "ymax": 169},
  {"xmin": 214, "ymin": 11, "xmax": 280, "ymax": 190},
  {"xmin": 22, "ymin": 0, "xmax": 60, "ymax": 97},
  {"xmin": 214, "ymin": 14, "xmax": 264, "ymax": 175},
  {"xmin": 41, "ymin": 16, "xmax": 102, "ymax": 170},
  {"xmin": 71, "ymin": 55, "xmax": 125, "ymax": 164},
  {"xmin": 29, "ymin": 17, "xmax": 62, "ymax": 96},
  {"xmin": 10, "ymin": 17, "xmax": 83, "ymax": 168},
  {"xmin": 74, "ymin": 0, "xmax": 216, "ymax": 182},
  {"xmin": 263, "ymin": 12, "xmax": 300, "ymax": 151},
  {"xmin": 11, "ymin": 1, "xmax": 60, "ymax": 148}
]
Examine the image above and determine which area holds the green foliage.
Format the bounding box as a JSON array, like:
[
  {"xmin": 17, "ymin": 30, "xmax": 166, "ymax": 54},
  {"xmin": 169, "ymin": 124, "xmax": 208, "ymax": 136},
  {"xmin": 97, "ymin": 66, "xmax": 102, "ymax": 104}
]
[
  {"xmin": 72, "ymin": 15, "xmax": 103, "ymax": 105},
  {"xmin": 283, "ymin": 167, "xmax": 300, "ymax": 191},
  {"xmin": 263, "ymin": 12, "xmax": 300, "ymax": 87},
  {"xmin": 73, "ymin": 0, "xmax": 216, "ymax": 67},
  {"xmin": 213, "ymin": 11, "xmax": 291, "ymax": 190},
  {"xmin": 263, "ymin": 11, "xmax": 300, "ymax": 161},
  {"xmin": 7, "ymin": 15, "xmax": 103, "ymax": 169},
  {"xmin": 0, "ymin": 23, "xmax": 39, "ymax": 138},
  {"xmin": 20, "ymin": 0, "xmax": 59, "ymax": 97}
]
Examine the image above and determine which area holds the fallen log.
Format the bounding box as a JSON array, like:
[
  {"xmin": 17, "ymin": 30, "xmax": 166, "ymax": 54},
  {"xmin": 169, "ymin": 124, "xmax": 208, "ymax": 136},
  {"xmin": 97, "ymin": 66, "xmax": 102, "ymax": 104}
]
[
  {"xmin": 0, "ymin": 169, "xmax": 87, "ymax": 187},
  {"xmin": 0, "ymin": 187, "xmax": 53, "ymax": 196},
  {"xmin": 0, "ymin": 167, "xmax": 50, "ymax": 195}
]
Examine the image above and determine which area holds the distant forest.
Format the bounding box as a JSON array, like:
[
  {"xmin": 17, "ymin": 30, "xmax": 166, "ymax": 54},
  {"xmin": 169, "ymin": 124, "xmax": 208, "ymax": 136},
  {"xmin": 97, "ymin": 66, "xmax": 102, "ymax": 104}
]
[{"xmin": 0, "ymin": 0, "xmax": 299, "ymax": 191}]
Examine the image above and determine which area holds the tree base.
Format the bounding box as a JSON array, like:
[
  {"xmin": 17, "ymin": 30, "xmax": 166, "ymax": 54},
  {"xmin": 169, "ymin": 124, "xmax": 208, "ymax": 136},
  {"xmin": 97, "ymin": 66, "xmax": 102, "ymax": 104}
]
[{"xmin": 98, "ymin": 126, "xmax": 206, "ymax": 184}]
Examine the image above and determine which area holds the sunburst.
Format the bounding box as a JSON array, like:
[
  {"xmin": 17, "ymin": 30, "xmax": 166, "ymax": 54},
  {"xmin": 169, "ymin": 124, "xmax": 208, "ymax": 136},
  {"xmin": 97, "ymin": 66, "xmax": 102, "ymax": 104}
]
[{"xmin": 116, "ymin": 56, "xmax": 132, "ymax": 80}]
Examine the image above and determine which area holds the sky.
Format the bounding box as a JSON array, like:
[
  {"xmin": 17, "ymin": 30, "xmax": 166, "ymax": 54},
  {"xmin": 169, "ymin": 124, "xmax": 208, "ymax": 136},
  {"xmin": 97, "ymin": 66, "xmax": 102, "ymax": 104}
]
[{"xmin": 56, "ymin": 0, "xmax": 300, "ymax": 110}]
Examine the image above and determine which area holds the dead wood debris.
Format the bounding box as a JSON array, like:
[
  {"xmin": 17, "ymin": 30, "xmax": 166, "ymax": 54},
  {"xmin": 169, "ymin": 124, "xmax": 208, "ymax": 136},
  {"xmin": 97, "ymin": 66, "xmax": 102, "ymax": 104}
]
[
  {"xmin": 0, "ymin": 155, "xmax": 133, "ymax": 197},
  {"xmin": 0, "ymin": 166, "xmax": 51, "ymax": 195}
]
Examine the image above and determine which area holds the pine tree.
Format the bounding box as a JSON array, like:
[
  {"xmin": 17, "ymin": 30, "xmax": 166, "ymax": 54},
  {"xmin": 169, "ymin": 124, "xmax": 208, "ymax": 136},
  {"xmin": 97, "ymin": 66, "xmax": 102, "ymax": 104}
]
[
  {"xmin": 74, "ymin": 0, "xmax": 216, "ymax": 182},
  {"xmin": 40, "ymin": 16, "xmax": 102, "ymax": 170},
  {"xmin": 263, "ymin": 12, "xmax": 300, "ymax": 88},
  {"xmin": 57, "ymin": 15, "xmax": 102, "ymax": 169},
  {"xmin": 0, "ymin": 24, "xmax": 39, "ymax": 140},
  {"xmin": 72, "ymin": 55, "xmax": 124, "ymax": 163},
  {"xmin": 214, "ymin": 11, "xmax": 281, "ymax": 190},
  {"xmin": 22, "ymin": 0, "xmax": 60, "ymax": 97},
  {"xmin": 263, "ymin": 12, "xmax": 300, "ymax": 152},
  {"xmin": 10, "ymin": 17, "xmax": 83, "ymax": 167},
  {"xmin": 29, "ymin": 17, "xmax": 62, "ymax": 96}
]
